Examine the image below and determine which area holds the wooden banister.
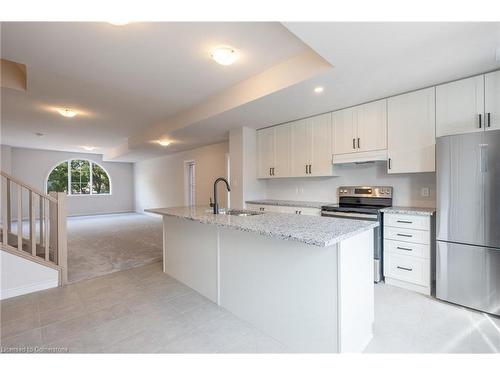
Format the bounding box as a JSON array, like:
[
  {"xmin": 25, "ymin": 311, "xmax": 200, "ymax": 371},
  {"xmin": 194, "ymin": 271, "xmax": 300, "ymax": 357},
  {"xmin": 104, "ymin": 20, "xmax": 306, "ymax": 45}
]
[
  {"xmin": 0, "ymin": 170, "xmax": 68, "ymax": 286},
  {"xmin": 0, "ymin": 170, "xmax": 57, "ymax": 203}
]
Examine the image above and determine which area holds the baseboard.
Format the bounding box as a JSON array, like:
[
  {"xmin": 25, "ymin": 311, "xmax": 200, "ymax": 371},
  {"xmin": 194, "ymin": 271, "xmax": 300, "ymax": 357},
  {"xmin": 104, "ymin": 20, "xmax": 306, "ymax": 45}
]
[
  {"xmin": 0, "ymin": 279, "xmax": 58, "ymax": 300},
  {"xmin": 385, "ymin": 277, "xmax": 431, "ymax": 295}
]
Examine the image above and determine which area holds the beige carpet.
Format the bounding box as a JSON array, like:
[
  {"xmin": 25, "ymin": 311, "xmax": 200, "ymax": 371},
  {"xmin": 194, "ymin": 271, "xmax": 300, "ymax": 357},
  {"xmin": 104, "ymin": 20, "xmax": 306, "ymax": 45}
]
[{"xmin": 67, "ymin": 213, "xmax": 163, "ymax": 283}]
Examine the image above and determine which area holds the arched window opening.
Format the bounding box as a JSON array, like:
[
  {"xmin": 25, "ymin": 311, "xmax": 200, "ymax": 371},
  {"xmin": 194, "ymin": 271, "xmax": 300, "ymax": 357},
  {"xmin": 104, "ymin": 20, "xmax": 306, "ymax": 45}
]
[{"xmin": 47, "ymin": 159, "xmax": 111, "ymax": 195}]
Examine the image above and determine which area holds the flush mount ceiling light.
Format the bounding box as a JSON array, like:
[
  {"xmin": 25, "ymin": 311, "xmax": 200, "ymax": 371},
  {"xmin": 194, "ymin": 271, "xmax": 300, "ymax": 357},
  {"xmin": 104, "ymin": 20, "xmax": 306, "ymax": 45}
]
[
  {"xmin": 57, "ymin": 108, "xmax": 77, "ymax": 118},
  {"xmin": 210, "ymin": 46, "xmax": 239, "ymax": 66},
  {"xmin": 108, "ymin": 20, "xmax": 130, "ymax": 26},
  {"xmin": 314, "ymin": 86, "xmax": 324, "ymax": 94},
  {"xmin": 82, "ymin": 146, "xmax": 96, "ymax": 151},
  {"xmin": 158, "ymin": 140, "xmax": 171, "ymax": 147}
]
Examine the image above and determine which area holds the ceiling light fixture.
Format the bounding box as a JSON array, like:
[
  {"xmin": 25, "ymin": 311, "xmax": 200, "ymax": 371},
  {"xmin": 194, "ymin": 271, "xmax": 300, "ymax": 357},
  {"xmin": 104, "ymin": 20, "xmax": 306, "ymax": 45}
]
[
  {"xmin": 158, "ymin": 140, "xmax": 171, "ymax": 147},
  {"xmin": 108, "ymin": 20, "xmax": 130, "ymax": 26},
  {"xmin": 314, "ymin": 86, "xmax": 324, "ymax": 94},
  {"xmin": 57, "ymin": 108, "xmax": 77, "ymax": 118},
  {"xmin": 82, "ymin": 146, "xmax": 96, "ymax": 151},
  {"xmin": 210, "ymin": 46, "xmax": 239, "ymax": 66}
]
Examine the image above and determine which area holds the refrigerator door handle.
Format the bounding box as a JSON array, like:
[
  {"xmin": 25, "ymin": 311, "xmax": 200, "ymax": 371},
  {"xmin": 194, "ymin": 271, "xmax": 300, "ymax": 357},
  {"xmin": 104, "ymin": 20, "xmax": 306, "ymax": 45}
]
[{"xmin": 480, "ymin": 144, "xmax": 488, "ymax": 173}]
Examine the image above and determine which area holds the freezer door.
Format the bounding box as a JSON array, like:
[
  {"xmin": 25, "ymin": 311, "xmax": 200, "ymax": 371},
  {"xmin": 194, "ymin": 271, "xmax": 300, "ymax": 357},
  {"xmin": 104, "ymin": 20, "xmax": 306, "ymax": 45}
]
[
  {"xmin": 437, "ymin": 241, "xmax": 500, "ymax": 316},
  {"xmin": 436, "ymin": 132, "xmax": 484, "ymax": 245},
  {"xmin": 484, "ymin": 129, "xmax": 500, "ymax": 248}
]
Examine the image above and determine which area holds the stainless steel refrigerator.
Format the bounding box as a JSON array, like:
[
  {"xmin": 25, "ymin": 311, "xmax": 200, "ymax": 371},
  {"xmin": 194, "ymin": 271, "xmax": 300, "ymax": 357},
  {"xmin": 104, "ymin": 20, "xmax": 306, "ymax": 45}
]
[{"xmin": 436, "ymin": 129, "xmax": 500, "ymax": 316}]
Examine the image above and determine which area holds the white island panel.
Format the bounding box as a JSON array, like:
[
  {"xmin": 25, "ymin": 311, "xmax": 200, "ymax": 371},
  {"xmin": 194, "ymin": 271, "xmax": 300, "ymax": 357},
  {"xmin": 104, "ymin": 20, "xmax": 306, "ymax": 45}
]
[
  {"xmin": 219, "ymin": 228, "xmax": 339, "ymax": 352},
  {"xmin": 163, "ymin": 216, "xmax": 218, "ymax": 302}
]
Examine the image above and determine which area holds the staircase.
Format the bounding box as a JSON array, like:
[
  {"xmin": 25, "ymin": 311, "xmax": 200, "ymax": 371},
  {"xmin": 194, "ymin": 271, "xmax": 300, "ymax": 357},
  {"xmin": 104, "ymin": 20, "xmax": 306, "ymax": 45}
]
[{"xmin": 1, "ymin": 170, "xmax": 67, "ymax": 285}]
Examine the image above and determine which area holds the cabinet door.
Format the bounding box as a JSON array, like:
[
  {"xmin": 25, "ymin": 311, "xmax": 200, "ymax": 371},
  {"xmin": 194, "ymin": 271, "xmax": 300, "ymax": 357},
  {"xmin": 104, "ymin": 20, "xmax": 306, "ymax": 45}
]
[
  {"xmin": 485, "ymin": 70, "xmax": 500, "ymax": 131},
  {"xmin": 436, "ymin": 75, "xmax": 485, "ymax": 137},
  {"xmin": 273, "ymin": 124, "xmax": 292, "ymax": 177},
  {"xmin": 332, "ymin": 107, "xmax": 356, "ymax": 155},
  {"xmin": 308, "ymin": 113, "xmax": 332, "ymax": 176},
  {"xmin": 290, "ymin": 119, "xmax": 309, "ymax": 177},
  {"xmin": 356, "ymin": 99, "xmax": 387, "ymax": 152},
  {"xmin": 387, "ymin": 88, "xmax": 436, "ymax": 174},
  {"xmin": 257, "ymin": 127, "xmax": 275, "ymax": 178}
]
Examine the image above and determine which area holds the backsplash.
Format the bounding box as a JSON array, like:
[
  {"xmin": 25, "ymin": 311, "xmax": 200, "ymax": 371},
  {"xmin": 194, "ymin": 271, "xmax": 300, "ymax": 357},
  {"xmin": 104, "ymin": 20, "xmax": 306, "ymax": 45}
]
[{"xmin": 265, "ymin": 161, "xmax": 436, "ymax": 207}]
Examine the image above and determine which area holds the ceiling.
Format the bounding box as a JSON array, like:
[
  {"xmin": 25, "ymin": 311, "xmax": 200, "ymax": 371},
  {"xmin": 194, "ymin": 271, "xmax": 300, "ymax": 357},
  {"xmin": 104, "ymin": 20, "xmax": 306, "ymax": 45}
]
[
  {"xmin": 1, "ymin": 22, "xmax": 500, "ymax": 162},
  {"xmin": 1, "ymin": 22, "xmax": 309, "ymax": 155}
]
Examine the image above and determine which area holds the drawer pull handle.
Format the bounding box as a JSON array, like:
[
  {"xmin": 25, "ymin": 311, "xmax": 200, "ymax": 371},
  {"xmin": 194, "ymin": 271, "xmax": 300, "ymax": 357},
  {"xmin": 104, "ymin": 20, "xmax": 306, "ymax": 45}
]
[
  {"xmin": 397, "ymin": 266, "xmax": 413, "ymax": 272},
  {"xmin": 397, "ymin": 220, "xmax": 413, "ymax": 224},
  {"xmin": 397, "ymin": 233, "xmax": 413, "ymax": 238},
  {"xmin": 396, "ymin": 246, "xmax": 413, "ymax": 251}
]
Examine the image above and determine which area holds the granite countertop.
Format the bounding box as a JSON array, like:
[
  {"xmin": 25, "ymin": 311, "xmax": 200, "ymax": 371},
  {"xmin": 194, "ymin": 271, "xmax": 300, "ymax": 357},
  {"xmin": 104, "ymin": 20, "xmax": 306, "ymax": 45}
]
[
  {"xmin": 380, "ymin": 206, "xmax": 436, "ymax": 216},
  {"xmin": 245, "ymin": 199, "xmax": 335, "ymax": 209},
  {"xmin": 146, "ymin": 206, "xmax": 378, "ymax": 248}
]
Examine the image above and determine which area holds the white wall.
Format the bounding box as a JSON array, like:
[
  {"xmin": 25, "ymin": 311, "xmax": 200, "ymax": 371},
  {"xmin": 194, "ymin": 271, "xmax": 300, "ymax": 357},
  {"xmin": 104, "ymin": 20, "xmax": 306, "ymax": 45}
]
[
  {"xmin": 7, "ymin": 147, "xmax": 134, "ymax": 216},
  {"xmin": 134, "ymin": 142, "xmax": 229, "ymax": 213},
  {"xmin": 265, "ymin": 161, "xmax": 436, "ymax": 207},
  {"xmin": 1, "ymin": 251, "xmax": 59, "ymax": 299},
  {"xmin": 229, "ymin": 128, "xmax": 266, "ymax": 209},
  {"xmin": 1, "ymin": 145, "xmax": 12, "ymax": 173}
]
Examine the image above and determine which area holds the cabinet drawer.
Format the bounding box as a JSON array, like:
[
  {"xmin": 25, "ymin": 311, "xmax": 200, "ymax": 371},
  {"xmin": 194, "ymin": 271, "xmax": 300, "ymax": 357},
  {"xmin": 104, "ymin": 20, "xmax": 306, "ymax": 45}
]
[
  {"xmin": 246, "ymin": 204, "xmax": 280, "ymax": 213},
  {"xmin": 384, "ymin": 253, "xmax": 430, "ymax": 287},
  {"xmin": 384, "ymin": 226, "xmax": 430, "ymax": 245},
  {"xmin": 384, "ymin": 213, "xmax": 430, "ymax": 231},
  {"xmin": 384, "ymin": 239, "xmax": 430, "ymax": 259}
]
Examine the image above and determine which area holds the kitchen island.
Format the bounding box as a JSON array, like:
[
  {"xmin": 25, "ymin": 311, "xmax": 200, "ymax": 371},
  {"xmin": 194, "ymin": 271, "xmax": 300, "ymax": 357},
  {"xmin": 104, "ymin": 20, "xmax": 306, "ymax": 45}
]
[{"xmin": 146, "ymin": 206, "xmax": 378, "ymax": 353}]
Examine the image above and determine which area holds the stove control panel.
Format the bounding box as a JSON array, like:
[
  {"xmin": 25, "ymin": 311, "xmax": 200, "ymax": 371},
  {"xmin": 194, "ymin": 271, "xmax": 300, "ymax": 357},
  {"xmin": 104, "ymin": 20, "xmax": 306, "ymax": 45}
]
[{"xmin": 338, "ymin": 186, "xmax": 393, "ymax": 198}]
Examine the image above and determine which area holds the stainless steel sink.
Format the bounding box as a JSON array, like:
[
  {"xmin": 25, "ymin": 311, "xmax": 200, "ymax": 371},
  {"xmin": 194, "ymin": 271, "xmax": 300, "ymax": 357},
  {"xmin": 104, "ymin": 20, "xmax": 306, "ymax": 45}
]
[{"xmin": 220, "ymin": 209, "xmax": 263, "ymax": 217}]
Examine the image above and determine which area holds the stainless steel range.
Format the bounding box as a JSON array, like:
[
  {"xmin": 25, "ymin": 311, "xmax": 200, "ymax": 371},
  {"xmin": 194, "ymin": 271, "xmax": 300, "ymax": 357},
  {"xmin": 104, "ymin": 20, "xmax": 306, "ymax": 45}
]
[{"xmin": 321, "ymin": 186, "xmax": 393, "ymax": 283}]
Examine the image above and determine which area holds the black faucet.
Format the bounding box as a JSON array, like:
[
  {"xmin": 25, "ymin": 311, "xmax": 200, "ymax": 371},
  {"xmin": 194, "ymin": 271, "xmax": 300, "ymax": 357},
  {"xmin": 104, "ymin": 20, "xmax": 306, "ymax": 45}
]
[{"xmin": 211, "ymin": 177, "xmax": 231, "ymax": 214}]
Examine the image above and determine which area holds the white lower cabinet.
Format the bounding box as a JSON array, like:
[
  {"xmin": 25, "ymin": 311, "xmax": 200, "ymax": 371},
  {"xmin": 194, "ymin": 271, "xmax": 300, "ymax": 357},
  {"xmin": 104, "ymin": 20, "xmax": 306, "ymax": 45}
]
[{"xmin": 383, "ymin": 213, "xmax": 434, "ymax": 295}]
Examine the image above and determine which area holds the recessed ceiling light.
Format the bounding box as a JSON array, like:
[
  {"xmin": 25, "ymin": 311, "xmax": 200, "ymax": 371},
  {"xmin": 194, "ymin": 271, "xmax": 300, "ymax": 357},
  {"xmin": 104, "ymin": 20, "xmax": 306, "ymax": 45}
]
[
  {"xmin": 210, "ymin": 46, "xmax": 239, "ymax": 66},
  {"xmin": 314, "ymin": 87, "xmax": 324, "ymax": 94},
  {"xmin": 158, "ymin": 140, "xmax": 171, "ymax": 147},
  {"xmin": 57, "ymin": 108, "xmax": 77, "ymax": 118},
  {"xmin": 82, "ymin": 146, "xmax": 96, "ymax": 151}
]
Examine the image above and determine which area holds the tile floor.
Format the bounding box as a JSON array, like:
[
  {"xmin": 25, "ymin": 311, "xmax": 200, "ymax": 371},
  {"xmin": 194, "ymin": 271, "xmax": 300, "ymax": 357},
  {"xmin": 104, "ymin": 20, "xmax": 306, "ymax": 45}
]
[{"xmin": 1, "ymin": 262, "xmax": 499, "ymax": 353}]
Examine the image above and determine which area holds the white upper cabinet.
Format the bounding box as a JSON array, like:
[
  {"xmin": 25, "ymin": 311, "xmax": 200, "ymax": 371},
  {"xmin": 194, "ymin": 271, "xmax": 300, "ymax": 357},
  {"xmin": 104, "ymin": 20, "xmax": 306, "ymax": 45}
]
[
  {"xmin": 485, "ymin": 70, "xmax": 500, "ymax": 131},
  {"xmin": 257, "ymin": 127, "xmax": 275, "ymax": 178},
  {"xmin": 273, "ymin": 124, "xmax": 292, "ymax": 177},
  {"xmin": 332, "ymin": 107, "xmax": 357, "ymax": 155},
  {"xmin": 290, "ymin": 119, "xmax": 310, "ymax": 177},
  {"xmin": 436, "ymin": 75, "xmax": 485, "ymax": 137},
  {"xmin": 387, "ymin": 87, "xmax": 436, "ymax": 174},
  {"xmin": 332, "ymin": 99, "xmax": 387, "ymax": 163},
  {"xmin": 307, "ymin": 113, "xmax": 332, "ymax": 176},
  {"xmin": 355, "ymin": 99, "xmax": 387, "ymax": 152}
]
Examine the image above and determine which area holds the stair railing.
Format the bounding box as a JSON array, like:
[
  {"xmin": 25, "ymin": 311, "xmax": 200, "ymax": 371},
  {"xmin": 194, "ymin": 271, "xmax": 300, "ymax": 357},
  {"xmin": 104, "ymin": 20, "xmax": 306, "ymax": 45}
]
[{"xmin": 0, "ymin": 170, "xmax": 67, "ymax": 285}]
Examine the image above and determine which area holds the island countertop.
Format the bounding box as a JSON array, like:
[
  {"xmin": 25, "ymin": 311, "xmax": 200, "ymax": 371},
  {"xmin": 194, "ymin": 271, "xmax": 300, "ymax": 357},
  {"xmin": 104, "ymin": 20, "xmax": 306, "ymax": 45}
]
[{"xmin": 145, "ymin": 206, "xmax": 378, "ymax": 247}]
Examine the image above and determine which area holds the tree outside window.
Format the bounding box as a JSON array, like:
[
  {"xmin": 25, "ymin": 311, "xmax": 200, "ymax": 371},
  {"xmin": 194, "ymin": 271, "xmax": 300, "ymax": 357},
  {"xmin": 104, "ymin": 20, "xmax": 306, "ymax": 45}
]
[{"xmin": 47, "ymin": 160, "xmax": 111, "ymax": 195}]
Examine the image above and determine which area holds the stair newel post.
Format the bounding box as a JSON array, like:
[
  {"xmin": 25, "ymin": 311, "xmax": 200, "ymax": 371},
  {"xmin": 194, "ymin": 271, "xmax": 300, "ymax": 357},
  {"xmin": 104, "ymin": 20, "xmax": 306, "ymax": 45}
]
[{"xmin": 51, "ymin": 192, "xmax": 67, "ymax": 285}]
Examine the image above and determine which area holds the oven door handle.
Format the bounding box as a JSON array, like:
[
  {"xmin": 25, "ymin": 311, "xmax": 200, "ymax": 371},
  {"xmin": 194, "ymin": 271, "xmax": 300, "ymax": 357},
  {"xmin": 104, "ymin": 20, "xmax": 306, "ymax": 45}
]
[{"xmin": 321, "ymin": 211, "xmax": 378, "ymax": 220}]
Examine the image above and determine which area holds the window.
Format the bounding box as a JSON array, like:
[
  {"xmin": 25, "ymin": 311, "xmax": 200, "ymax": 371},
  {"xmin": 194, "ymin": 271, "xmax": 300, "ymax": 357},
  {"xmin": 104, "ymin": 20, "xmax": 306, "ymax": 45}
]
[{"xmin": 47, "ymin": 159, "xmax": 111, "ymax": 195}]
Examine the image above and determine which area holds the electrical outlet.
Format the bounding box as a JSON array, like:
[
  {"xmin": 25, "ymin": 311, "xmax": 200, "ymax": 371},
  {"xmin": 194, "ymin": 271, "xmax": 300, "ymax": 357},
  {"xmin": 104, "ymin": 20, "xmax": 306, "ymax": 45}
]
[{"xmin": 421, "ymin": 187, "xmax": 430, "ymax": 197}]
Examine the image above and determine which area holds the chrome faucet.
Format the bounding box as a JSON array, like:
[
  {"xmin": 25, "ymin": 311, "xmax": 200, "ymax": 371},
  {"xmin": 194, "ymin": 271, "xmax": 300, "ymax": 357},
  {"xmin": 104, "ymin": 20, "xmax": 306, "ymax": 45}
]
[{"xmin": 211, "ymin": 177, "xmax": 231, "ymax": 214}]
